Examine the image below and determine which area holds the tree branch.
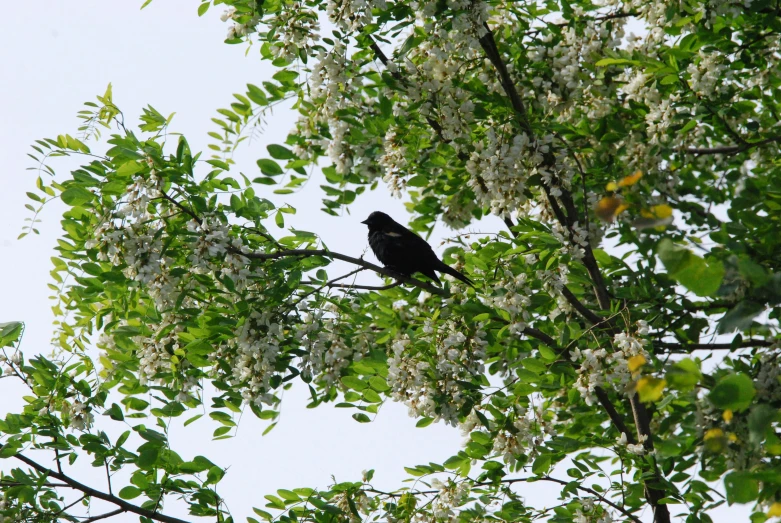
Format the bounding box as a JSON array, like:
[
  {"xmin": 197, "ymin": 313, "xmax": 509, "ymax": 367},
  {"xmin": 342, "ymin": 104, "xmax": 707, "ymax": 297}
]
[
  {"xmin": 628, "ymin": 396, "xmax": 670, "ymax": 523},
  {"xmin": 655, "ymin": 339, "xmax": 774, "ymax": 352},
  {"xmin": 8, "ymin": 449, "xmax": 190, "ymax": 523},
  {"xmin": 83, "ymin": 508, "xmax": 126, "ymax": 522},
  {"xmin": 682, "ymin": 134, "xmax": 781, "ymax": 155},
  {"xmin": 241, "ymin": 248, "xmax": 449, "ymax": 296},
  {"xmin": 474, "ymin": 21, "xmax": 667, "ymax": 519}
]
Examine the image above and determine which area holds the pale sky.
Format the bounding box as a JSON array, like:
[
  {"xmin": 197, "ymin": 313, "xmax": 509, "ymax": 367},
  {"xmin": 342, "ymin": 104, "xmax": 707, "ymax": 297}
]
[{"xmin": 0, "ymin": 3, "xmax": 749, "ymax": 523}]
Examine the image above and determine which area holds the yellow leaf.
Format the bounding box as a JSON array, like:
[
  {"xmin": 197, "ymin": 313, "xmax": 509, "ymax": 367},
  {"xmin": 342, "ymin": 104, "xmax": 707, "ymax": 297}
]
[
  {"xmin": 618, "ymin": 170, "xmax": 643, "ymax": 187},
  {"xmin": 723, "ymin": 409, "xmax": 733, "ymax": 423},
  {"xmin": 640, "ymin": 204, "xmax": 673, "ymax": 219},
  {"xmin": 650, "ymin": 204, "xmax": 673, "ymax": 218},
  {"xmin": 628, "ymin": 355, "xmax": 647, "ymax": 373},
  {"xmin": 606, "ymin": 181, "xmax": 618, "ymax": 192},
  {"xmin": 634, "ymin": 204, "xmax": 675, "ymax": 230},
  {"xmin": 636, "ymin": 377, "xmax": 666, "ymax": 402},
  {"xmin": 728, "ymin": 432, "xmax": 738, "ymax": 442},
  {"xmin": 595, "ymin": 197, "xmax": 629, "ymax": 222},
  {"xmin": 704, "ymin": 428, "xmax": 724, "ymax": 440},
  {"xmin": 704, "ymin": 428, "xmax": 726, "ymax": 453},
  {"xmin": 768, "ymin": 502, "xmax": 781, "ymax": 517}
]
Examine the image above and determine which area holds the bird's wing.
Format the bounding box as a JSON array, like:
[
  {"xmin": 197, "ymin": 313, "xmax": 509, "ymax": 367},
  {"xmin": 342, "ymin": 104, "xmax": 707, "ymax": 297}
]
[{"xmin": 385, "ymin": 221, "xmax": 437, "ymax": 254}]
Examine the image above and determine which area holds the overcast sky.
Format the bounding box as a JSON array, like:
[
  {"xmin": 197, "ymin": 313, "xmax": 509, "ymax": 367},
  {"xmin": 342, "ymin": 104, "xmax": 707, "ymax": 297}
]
[{"xmin": 0, "ymin": 3, "xmax": 749, "ymax": 523}]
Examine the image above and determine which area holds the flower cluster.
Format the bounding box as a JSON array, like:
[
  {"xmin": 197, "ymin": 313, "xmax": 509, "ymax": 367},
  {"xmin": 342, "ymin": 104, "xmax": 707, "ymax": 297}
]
[
  {"xmin": 64, "ymin": 400, "xmax": 94, "ymax": 432},
  {"xmin": 757, "ymin": 348, "xmax": 781, "ymax": 402},
  {"xmin": 537, "ymin": 264, "xmax": 574, "ymax": 320},
  {"xmin": 573, "ymin": 497, "xmax": 614, "ymax": 523},
  {"xmin": 616, "ymin": 432, "xmax": 647, "ymax": 456},
  {"xmin": 488, "ymin": 269, "xmax": 532, "ymax": 337},
  {"xmin": 221, "ymin": 7, "xmax": 260, "ymax": 40},
  {"xmin": 429, "ymin": 478, "xmax": 470, "ymax": 521},
  {"xmin": 387, "ymin": 321, "xmax": 487, "ymax": 425},
  {"xmin": 296, "ymin": 303, "xmax": 373, "ymax": 385},
  {"xmin": 378, "ymin": 130, "xmax": 409, "ymax": 199},
  {"xmin": 571, "ymin": 321, "xmax": 650, "ymax": 405},
  {"xmin": 465, "ymin": 130, "xmax": 534, "ymax": 217},
  {"xmin": 326, "ymin": 0, "xmax": 387, "ymax": 33},
  {"xmin": 267, "ymin": 3, "xmax": 321, "ymax": 61},
  {"xmin": 220, "ymin": 310, "xmax": 286, "ymax": 406},
  {"xmin": 492, "ymin": 404, "xmax": 557, "ymax": 466},
  {"xmin": 134, "ymin": 320, "xmax": 180, "ymax": 386}
]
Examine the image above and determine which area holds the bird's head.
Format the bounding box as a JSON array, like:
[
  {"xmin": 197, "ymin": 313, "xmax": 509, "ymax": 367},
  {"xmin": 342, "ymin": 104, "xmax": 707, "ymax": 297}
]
[{"xmin": 361, "ymin": 211, "xmax": 393, "ymax": 229}]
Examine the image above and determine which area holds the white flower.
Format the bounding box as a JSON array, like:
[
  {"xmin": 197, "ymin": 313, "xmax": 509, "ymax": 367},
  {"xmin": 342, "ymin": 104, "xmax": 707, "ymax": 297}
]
[{"xmin": 220, "ymin": 7, "xmax": 236, "ymax": 22}]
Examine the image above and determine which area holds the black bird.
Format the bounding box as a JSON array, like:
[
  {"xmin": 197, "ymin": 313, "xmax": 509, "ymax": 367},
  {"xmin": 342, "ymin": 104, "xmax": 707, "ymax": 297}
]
[{"xmin": 361, "ymin": 211, "xmax": 474, "ymax": 286}]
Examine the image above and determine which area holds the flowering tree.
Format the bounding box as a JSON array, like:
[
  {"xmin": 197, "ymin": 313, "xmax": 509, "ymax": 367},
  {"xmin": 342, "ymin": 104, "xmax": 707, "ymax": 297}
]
[{"xmin": 3, "ymin": 0, "xmax": 781, "ymax": 522}]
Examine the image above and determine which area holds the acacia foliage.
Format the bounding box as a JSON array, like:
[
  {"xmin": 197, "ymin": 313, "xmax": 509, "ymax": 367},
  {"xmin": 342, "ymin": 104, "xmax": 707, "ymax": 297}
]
[{"xmin": 2, "ymin": 0, "xmax": 781, "ymax": 522}]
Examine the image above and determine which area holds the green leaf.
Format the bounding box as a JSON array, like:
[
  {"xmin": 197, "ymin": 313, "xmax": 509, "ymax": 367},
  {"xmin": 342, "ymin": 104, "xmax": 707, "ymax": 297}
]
[
  {"xmin": 368, "ymin": 376, "xmax": 390, "ymax": 392},
  {"xmin": 717, "ymin": 301, "xmax": 766, "ymax": 334},
  {"xmin": 352, "ymin": 413, "xmax": 371, "ymax": 423},
  {"xmin": 416, "ymin": 417, "xmax": 434, "ymax": 428},
  {"xmin": 748, "ymin": 405, "xmax": 776, "ymax": 445},
  {"xmin": 532, "ymin": 454, "xmax": 552, "ymax": 475},
  {"xmin": 666, "ymin": 358, "xmax": 701, "ymax": 390},
  {"xmin": 197, "ymin": 2, "xmax": 209, "ymax": 15},
  {"xmin": 118, "ymin": 486, "xmax": 142, "ymax": 500},
  {"xmin": 267, "ymin": 144, "xmax": 295, "ymax": 160},
  {"xmin": 657, "ymin": 239, "xmax": 724, "ymax": 297},
  {"xmin": 709, "ymin": 373, "xmax": 756, "ymax": 412},
  {"xmin": 116, "ymin": 161, "xmax": 143, "ymax": 176},
  {"xmin": 253, "ymin": 508, "xmax": 273, "ymax": 521},
  {"xmin": 0, "ymin": 322, "xmax": 23, "ymax": 348},
  {"xmin": 257, "ymin": 159, "xmax": 284, "ymax": 176},
  {"xmin": 444, "ymin": 454, "xmax": 467, "ymax": 470},
  {"xmin": 61, "ymin": 187, "xmax": 94, "ymax": 207},
  {"xmin": 277, "ymin": 489, "xmax": 300, "ymax": 501},
  {"xmin": 724, "ymin": 471, "xmax": 759, "ymax": 504},
  {"xmin": 595, "ymin": 58, "xmax": 639, "ymax": 66},
  {"xmin": 341, "ymin": 376, "xmax": 367, "ymax": 391}
]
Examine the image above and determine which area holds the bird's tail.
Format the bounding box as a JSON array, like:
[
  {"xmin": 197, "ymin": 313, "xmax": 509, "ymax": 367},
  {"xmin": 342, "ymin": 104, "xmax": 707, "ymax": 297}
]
[{"xmin": 438, "ymin": 262, "xmax": 475, "ymax": 287}]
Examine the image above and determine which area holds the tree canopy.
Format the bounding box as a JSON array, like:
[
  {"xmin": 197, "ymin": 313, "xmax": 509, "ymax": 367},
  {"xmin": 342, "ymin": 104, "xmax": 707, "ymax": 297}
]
[{"xmin": 2, "ymin": 0, "xmax": 781, "ymax": 522}]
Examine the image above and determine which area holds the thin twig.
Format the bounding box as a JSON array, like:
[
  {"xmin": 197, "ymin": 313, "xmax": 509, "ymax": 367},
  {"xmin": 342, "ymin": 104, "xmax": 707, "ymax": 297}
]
[{"xmin": 82, "ymin": 508, "xmax": 125, "ymax": 523}]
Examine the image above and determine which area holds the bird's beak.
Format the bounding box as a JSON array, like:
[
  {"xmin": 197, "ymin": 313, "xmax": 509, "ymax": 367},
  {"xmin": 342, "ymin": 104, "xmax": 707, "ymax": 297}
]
[{"xmin": 361, "ymin": 219, "xmax": 369, "ymax": 225}]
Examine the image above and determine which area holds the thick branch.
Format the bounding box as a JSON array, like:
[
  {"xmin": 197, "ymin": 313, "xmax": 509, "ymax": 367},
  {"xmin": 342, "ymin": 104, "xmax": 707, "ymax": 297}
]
[
  {"xmin": 629, "ymin": 396, "xmax": 670, "ymax": 523},
  {"xmin": 559, "ymin": 287, "xmax": 607, "ymax": 325},
  {"xmin": 477, "ymin": 20, "xmax": 611, "ymax": 309},
  {"xmin": 9, "ymin": 449, "xmax": 189, "ymax": 523}
]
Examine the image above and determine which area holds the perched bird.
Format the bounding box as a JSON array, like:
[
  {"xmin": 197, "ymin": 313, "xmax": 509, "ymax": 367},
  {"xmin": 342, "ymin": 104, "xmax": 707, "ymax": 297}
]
[{"xmin": 361, "ymin": 211, "xmax": 474, "ymax": 286}]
